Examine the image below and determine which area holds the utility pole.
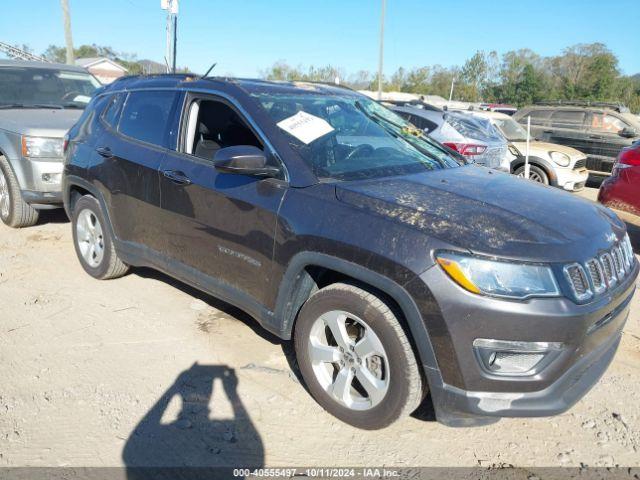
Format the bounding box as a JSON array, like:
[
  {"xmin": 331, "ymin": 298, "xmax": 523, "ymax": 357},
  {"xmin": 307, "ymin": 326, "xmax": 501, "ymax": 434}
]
[
  {"xmin": 161, "ymin": 0, "xmax": 179, "ymax": 73},
  {"xmin": 377, "ymin": 0, "xmax": 386, "ymax": 100},
  {"xmin": 448, "ymin": 77, "xmax": 455, "ymax": 108},
  {"xmin": 60, "ymin": 0, "xmax": 74, "ymax": 65}
]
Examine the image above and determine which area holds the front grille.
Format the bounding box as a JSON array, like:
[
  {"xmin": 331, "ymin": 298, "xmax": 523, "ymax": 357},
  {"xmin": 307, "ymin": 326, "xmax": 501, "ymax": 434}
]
[
  {"xmin": 586, "ymin": 157, "xmax": 614, "ymax": 173},
  {"xmin": 565, "ymin": 234, "xmax": 635, "ymax": 302},
  {"xmin": 573, "ymin": 158, "xmax": 587, "ymax": 170}
]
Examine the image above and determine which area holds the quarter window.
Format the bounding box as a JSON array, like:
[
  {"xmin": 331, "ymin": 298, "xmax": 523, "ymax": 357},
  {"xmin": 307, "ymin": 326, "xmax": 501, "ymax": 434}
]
[
  {"xmin": 526, "ymin": 110, "xmax": 553, "ymax": 125},
  {"xmin": 119, "ymin": 91, "xmax": 177, "ymax": 147}
]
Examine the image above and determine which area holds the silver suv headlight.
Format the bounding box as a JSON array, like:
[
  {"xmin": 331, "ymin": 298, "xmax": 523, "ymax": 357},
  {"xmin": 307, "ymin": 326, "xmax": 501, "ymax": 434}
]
[
  {"xmin": 549, "ymin": 151, "xmax": 571, "ymax": 167},
  {"xmin": 21, "ymin": 136, "xmax": 64, "ymax": 158},
  {"xmin": 436, "ymin": 252, "xmax": 560, "ymax": 299}
]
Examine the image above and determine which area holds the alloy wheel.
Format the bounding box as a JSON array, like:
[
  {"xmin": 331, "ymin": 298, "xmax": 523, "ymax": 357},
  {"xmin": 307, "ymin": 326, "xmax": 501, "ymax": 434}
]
[
  {"xmin": 308, "ymin": 310, "xmax": 390, "ymax": 411},
  {"xmin": 76, "ymin": 209, "xmax": 105, "ymax": 268},
  {"xmin": 0, "ymin": 169, "xmax": 10, "ymax": 220},
  {"xmin": 518, "ymin": 170, "xmax": 544, "ymax": 183}
]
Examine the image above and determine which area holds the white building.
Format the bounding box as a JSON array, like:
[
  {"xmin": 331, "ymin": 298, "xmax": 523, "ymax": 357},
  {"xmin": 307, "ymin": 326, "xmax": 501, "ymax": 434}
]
[{"xmin": 75, "ymin": 57, "xmax": 128, "ymax": 84}]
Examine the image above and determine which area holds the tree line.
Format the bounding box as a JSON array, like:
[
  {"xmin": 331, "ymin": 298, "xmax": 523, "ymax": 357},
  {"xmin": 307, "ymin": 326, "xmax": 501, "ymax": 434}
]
[{"xmin": 261, "ymin": 43, "xmax": 640, "ymax": 113}]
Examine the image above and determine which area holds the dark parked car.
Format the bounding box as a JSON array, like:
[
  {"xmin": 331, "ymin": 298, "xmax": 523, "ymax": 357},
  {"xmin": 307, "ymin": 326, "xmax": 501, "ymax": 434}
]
[
  {"xmin": 514, "ymin": 102, "xmax": 640, "ymax": 176},
  {"xmin": 63, "ymin": 75, "xmax": 637, "ymax": 429},
  {"xmin": 599, "ymin": 141, "xmax": 640, "ymax": 216}
]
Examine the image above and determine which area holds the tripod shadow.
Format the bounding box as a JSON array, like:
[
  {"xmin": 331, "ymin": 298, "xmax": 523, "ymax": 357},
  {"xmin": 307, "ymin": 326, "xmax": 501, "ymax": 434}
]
[{"xmin": 123, "ymin": 363, "xmax": 264, "ymax": 479}]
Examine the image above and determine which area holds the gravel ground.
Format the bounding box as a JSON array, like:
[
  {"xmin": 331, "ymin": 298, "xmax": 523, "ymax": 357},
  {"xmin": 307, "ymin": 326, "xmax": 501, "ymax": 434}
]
[{"xmin": 1, "ymin": 187, "xmax": 639, "ymax": 469}]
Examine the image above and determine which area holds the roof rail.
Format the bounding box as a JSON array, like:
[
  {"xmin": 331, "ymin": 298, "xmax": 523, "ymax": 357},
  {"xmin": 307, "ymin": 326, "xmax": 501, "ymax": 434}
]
[{"xmin": 534, "ymin": 100, "xmax": 629, "ymax": 113}]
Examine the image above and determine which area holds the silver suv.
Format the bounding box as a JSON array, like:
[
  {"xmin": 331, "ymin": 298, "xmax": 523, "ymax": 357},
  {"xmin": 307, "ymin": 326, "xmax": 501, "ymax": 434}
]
[{"xmin": 0, "ymin": 60, "xmax": 100, "ymax": 227}]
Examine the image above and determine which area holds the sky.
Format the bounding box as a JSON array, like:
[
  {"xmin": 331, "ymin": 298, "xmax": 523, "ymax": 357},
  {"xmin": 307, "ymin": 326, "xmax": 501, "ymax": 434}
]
[{"xmin": 3, "ymin": 0, "xmax": 640, "ymax": 77}]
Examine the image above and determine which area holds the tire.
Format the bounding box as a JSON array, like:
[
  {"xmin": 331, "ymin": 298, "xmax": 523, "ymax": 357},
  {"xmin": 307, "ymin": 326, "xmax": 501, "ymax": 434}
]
[
  {"xmin": 294, "ymin": 282, "xmax": 424, "ymax": 429},
  {"xmin": 514, "ymin": 164, "xmax": 549, "ymax": 185},
  {"xmin": 0, "ymin": 156, "xmax": 39, "ymax": 228},
  {"xmin": 71, "ymin": 195, "xmax": 129, "ymax": 280}
]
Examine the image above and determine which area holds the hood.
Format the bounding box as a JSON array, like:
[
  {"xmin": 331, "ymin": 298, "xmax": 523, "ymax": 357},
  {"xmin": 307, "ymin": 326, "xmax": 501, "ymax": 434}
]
[
  {"xmin": 0, "ymin": 108, "xmax": 83, "ymax": 137},
  {"xmin": 512, "ymin": 140, "xmax": 585, "ymax": 159},
  {"xmin": 334, "ymin": 165, "xmax": 625, "ymax": 263}
]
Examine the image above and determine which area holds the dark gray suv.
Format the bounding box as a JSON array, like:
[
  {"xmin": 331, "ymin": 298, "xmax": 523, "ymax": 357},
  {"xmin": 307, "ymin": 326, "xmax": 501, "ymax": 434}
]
[
  {"xmin": 63, "ymin": 75, "xmax": 638, "ymax": 429},
  {"xmin": 514, "ymin": 102, "xmax": 640, "ymax": 177}
]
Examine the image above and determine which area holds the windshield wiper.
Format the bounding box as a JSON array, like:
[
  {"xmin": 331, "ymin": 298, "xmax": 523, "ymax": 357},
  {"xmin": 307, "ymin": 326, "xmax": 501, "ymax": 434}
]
[
  {"xmin": 0, "ymin": 103, "xmax": 64, "ymax": 110},
  {"xmin": 354, "ymin": 101, "xmax": 449, "ymax": 168}
]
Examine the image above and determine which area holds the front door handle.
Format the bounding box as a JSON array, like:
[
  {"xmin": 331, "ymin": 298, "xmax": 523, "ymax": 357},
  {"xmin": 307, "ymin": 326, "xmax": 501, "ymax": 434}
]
[
  {"xmin": 96, "ymin": 146, "xmax": 113, "ymax": 158},
  {"xmin": 163, "ymin": 169, "xmax": 192, "ymax": 185}
]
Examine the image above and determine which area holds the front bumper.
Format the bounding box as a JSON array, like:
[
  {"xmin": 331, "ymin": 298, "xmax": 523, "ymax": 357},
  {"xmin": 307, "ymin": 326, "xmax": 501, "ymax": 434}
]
[
  {"xmin": 409, "ymin": 259, "xmax": 637, "ymax": 427},
  {"xmin": 556, "ymin": 166, "xmax": 589, "ymax": 191},
  {"xmin": 12, "ymin": 156, "xmax": 64, "ymax": 197}
]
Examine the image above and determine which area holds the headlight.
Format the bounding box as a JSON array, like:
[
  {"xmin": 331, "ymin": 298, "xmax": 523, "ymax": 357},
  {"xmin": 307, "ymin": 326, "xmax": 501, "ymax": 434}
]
[
  {"xmin": 21, "ymin": 136, "xmax": 64, "ymax": 158},
  {"xmin": 549, "ymin": 151, "xmax": 570, "ymax": 167},
  {"xmin": 436, "ymin": 252, "xmax": 560, "ymax": 299}
]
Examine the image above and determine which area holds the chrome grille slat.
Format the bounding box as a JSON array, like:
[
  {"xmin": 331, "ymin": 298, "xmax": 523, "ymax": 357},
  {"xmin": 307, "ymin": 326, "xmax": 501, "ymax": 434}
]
[{"xmin": 566, "ymin": 237, "xmax": 635, "ymax": 302}]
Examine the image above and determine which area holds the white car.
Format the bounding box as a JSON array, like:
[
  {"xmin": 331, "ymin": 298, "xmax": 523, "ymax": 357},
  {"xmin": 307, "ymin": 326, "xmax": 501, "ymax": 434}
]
[{"xmin": 467, "ymin": 110, "xmax": 589, "ymax": 192}]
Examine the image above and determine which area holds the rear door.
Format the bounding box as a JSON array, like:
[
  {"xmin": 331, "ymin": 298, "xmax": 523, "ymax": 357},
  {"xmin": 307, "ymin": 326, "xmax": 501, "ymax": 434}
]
[
  {"xmin": 95, "ymin": 89, "xmax": 180, "ymax": 250},
  {"xmin": 546, "ymin": 110, "xmax": 589, "ymax": 153}
]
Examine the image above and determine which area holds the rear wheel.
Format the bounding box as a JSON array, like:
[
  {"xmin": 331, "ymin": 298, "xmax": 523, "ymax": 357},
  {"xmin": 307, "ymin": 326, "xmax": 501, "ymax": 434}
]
[
  {"xmin": 515, "ymin": 164, "xmax": 549, "ymax": 185},
  {"xmin": 294, "ymin": 283, "xmax": 424, "ymax": 429},
  {"xmin": 71, "ymin": 195, "xmax": 129, "ymax": 280},
  {"xmin": 0, "ymin": 156, "xmax": 39, "ymax": 228}
]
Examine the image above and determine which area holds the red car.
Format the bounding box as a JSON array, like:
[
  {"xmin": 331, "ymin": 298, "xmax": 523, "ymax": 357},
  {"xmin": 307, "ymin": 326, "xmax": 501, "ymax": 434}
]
[{"xmin": 599, "ymin": 141, "xmax": 640, "ymax": 215}]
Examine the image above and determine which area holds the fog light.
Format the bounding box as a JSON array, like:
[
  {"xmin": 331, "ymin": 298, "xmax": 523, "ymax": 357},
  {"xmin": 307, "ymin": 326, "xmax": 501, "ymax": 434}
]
[
  {"xmin": 42, "ymin": 173, "xmax": 61, "ymax": 184},
  {"xmin": 473, "ymin": 338, "xmax": 563, "ymax": 376}
]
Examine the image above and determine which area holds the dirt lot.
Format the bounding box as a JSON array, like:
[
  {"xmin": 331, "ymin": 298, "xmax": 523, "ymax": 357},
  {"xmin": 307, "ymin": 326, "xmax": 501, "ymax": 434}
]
[{"xmin": 1, "ymin": 187, "xmax": 640, "ymax": 470}]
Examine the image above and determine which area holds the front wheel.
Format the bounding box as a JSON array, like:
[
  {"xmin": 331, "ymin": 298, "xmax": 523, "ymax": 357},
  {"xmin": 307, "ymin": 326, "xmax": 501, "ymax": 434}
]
[
  {"xmin": 294, "ymin": 283, "xmax": 424, "ymax": 429},
  {"xmin": 514, "ymin": 164, "xmax": 549, "ymax": 185},
  {"xmin": 0, "ymin": 156, "xmax": 39, "ymax": 228},
  {"xmin": 71, "ymin": 195, "xmax": 129, "ymax": 280}
]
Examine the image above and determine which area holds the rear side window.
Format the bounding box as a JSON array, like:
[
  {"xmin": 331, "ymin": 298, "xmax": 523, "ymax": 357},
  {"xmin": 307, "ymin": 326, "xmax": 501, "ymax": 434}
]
[
  {"xmin": 101, "ymin": 93, "xmax": 125, "ymax": 129},
  {"xmin": 119, "ymin": 90, "xmax": 177, "ymax": 147},
  {"xmin": 551, "ymin": 110, "xmax": 586, "ymax": 129}
]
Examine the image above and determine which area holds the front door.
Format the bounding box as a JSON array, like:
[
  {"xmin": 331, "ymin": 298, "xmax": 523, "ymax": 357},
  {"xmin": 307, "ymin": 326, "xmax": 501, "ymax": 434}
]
[{"xmin": 157, "ymin": 95, "xmax": 288, "ymax": 307}]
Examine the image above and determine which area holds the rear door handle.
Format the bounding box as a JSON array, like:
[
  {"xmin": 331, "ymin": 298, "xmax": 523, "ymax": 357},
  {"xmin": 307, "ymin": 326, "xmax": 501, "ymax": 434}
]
[
  {"xmin": 542, "ymin": 130, "xmax": 553, "ymax": 134},
  {"xmin": 163, "ymin": 169, "xmax": 192, "ymax": 185},
  {"xmin": 96, "ymin": 146, "xmax": 113, "ymax": 158}
]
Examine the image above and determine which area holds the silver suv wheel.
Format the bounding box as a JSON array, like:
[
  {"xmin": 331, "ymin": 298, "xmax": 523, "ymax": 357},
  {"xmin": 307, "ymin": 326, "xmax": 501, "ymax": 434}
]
[
  {"xmin": 76, "ymin": 208, "xmax": 105, "ymax": 268},
  {"xmin": 308, "ymin": 310, "xmax": 390, "ymax": 411},
  {"xmin": 0, "ymin": 168, "xmax": 9, "ymax": 220}
]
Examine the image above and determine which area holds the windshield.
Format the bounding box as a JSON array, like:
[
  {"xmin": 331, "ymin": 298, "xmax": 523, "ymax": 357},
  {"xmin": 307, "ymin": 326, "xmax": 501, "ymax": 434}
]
[
  {"xmin": 0, "ymin": 67, "xmax": 100, "ymax": 109},
  {"xmin": 251, "ymin": 92, "xmax": 462, "ymax": 181},
  {"xmin": 493, "ymin": 117, "xmax": 529, "ymax": 142}
]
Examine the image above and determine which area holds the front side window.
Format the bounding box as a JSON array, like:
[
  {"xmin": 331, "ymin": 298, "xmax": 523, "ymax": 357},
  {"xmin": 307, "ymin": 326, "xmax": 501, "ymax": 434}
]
[
  {"xmin": 183, "ymin": 98, "xmax": 263, "ymax": 160},
  {"xmin": 591, "ymin": 113, "xmax": 628, "ymax": 134},
  {"xmin": 251, "ymin": 92, "xmax": 461, "ymax": 181},
  {"xmin": 0, "ymin": 67, "xmax": 100, "ymax": 109},
  {"xmin": 119, "ymin": 91, "xmax": 177, "ymax": 147}
]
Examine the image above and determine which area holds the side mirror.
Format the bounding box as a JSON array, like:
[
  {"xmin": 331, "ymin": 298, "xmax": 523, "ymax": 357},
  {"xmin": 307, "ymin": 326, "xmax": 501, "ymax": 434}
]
[
  {"xmin": 213, "ymin": 145, "xmax": 280, "ymax": 178},
  {"xmin": 620, "ymin": 127, "xmax": 638, "ymax": 138}
]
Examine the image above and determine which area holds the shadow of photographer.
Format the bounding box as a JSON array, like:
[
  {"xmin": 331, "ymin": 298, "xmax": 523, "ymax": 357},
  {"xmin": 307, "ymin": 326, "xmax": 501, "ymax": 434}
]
[{"xmin": 123, "ymin": 363, "xmax": 264, "ymax": 479}]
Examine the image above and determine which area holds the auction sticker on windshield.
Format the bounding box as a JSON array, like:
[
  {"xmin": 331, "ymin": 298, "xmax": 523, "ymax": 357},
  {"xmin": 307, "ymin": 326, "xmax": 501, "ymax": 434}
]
[{"xmin": 277, "ymin": 111, "xmax": 334, "ymax": 144}]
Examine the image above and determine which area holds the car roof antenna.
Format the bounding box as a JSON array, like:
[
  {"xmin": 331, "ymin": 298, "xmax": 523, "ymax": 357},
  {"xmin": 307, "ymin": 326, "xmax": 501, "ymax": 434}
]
[{"xmin": 201, "ymin": 62, "xmax": 217, "ymax": 79}]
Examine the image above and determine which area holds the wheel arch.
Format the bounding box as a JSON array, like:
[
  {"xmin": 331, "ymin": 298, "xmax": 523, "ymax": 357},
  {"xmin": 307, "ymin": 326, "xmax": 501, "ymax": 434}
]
[
  {"xmin": 64, "ymin": 176, "xmax": 117, "ymax": 240},
  {"xmin": 273, "ymin": 252, "xmax": 440, "ymax": 374},
  {"xmin": 510, "ymin": 156, "xmax": 558, "ymax": 186}
]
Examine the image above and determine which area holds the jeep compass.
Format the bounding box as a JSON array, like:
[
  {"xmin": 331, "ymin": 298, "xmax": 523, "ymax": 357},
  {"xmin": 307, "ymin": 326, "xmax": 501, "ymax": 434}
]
[{"xmin": 62, "ymin": 75, "xmax": 638, "ymax": 429}]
